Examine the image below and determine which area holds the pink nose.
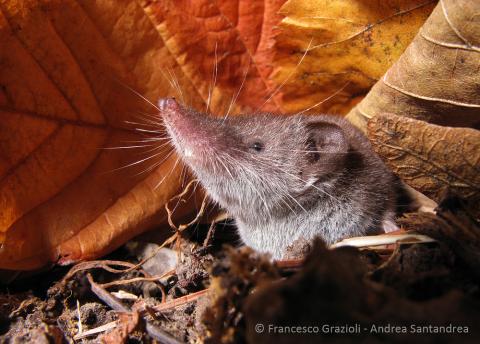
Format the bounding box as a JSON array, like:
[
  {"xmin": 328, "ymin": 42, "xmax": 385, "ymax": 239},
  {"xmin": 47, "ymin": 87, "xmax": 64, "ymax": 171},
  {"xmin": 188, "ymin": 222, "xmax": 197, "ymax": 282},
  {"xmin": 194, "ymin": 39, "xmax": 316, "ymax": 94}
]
[{"xmin": 158, "ymin": 97, "xmax": 178, "ymax": 111}]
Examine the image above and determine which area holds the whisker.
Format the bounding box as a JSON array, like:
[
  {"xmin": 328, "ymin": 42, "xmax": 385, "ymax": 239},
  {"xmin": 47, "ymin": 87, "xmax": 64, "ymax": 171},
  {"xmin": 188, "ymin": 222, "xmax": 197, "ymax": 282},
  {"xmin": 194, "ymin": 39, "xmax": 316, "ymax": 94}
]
[
  {"xmin": 103, "ymin": 149, "xmax": 168, "ymax": 174},
  {"xmin": 167, "ymin": 67, "xmax": 187, "ymax": 106},
  {"xmin": 109, "ymin": 76, "xmax": 163, "ymax": 114},
  {"xmin": 255, "ymin": 37, "xmax": 313, "ymax": 113},
  {"xmin": 295, "ymin": 81, "xmax": 350, "ymax": 115},
  {"xmin": 123, "ymin": 137, "xmax": 171, "ymax": 143},
  {"xmin": 154, "ymin": 156, "xmax": 181, "ymax": 189},
  {"xmin": 224, "ymin": 58, "xmax": 250, "ymax": 120},
  {"xmin": 133, "ymin": 148, "xmax": 175, "ymax": 177},
  {"xmin": 127, "ymin": 113, "xmax": 164, "ymax": 125},
  {"xmin": 101, "ymin": 144, "xmax": 156, "ymax": 150},
  {"xmin": 206, "ymin": 41, "xmax": 219, "ymax": 114},
  {"xmin": 180, "ymin": 163, "xmax": 188, "ymax": 187},
  {"xmin": 124, "ymin": 120, "xmax": 163, "ymax": 129},
  {"xmin": 131, "ymin": 127, "xmax": 165, "ymax": 134},
  {"xmin": 120, "ymin": 82, "xmax": 160, "ymax": 112}
]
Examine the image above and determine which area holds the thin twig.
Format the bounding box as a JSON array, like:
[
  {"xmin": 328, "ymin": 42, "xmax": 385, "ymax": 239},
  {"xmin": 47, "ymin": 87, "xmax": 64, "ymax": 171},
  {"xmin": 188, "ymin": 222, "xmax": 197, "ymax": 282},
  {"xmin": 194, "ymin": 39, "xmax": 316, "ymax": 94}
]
[
  {"xmin": 73, "ymin": 321, "xmax": 118, "ymax": 340},
  {"xmin": 151, "ymin": 289, "xmax": 209, "ymax": 313},
  {"xmin": 100, "ymin": 270, "xmax": 174, "ymax": 289},
  {"xmin": 76, "ymin": 299, "xmax": 83, "ymax": 335},
  {"xmin": 86, "ymin": 273, "xmax": 184, "ymax": 343},
  {"xmin": 111, "ymin": 290, "xmax": 139, "ymax": 301},
  {"xmin": 100, "ymin": 270, "xmax": 174, "ymax": 303},
  {"xmin": 163, "ymin": 180, "xmax": 210, "ymax": 261},
  {"xmin": 87, "ymin": 273, "xmax": 129, "ymax": 312},
  {"xmin": 145, "ymin": 322, "xmax": 184, "ymax": 344},
  {"xmin": 62, "ymin": 260, "xmax": 139, "ymax": 283},
  {"xmin": 331, "ymin": 232, "xmax": 435, "ymax": 249},
  {"xmin": 202, "ymin": 221, "xmax": 217, "ymax": 248},
  {"xmin": 165, "ymin": 179, "xmax": 208, "ymax": 232}
]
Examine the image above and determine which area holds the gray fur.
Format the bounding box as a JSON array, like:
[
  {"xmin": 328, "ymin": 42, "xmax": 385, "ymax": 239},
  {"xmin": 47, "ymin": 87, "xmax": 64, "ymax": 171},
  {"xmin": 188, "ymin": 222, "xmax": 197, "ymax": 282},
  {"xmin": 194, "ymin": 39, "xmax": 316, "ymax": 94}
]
[{"xmin": 160, "ymin": 98, "xmax": 402, "ymax": 259}]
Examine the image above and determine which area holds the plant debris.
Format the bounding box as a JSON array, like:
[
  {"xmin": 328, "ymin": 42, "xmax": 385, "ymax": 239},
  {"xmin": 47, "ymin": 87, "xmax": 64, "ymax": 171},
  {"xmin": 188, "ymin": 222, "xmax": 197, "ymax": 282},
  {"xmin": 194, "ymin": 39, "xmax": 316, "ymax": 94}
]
[
  {"xmin": 2, "ymin": 193, "xmax": 480, "ymax": 343},
  {"xmin": 367, "ymin": 113, "xmax": 480, "ymax": 216}
]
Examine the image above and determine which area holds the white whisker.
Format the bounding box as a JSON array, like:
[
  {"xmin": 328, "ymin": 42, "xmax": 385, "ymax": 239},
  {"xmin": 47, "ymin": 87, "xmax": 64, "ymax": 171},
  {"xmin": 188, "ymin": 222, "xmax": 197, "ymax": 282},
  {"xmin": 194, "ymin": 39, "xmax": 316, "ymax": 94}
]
[
  {"xmin": 206, "ymin": 41, "xmax": 218, "ymax": 114},
  {"xmin": 224, "ymin": 58, "xmax": 250, "ymax": 120},
  {"xmin": 255, "ymin": 37, "xmax": 313, "ymax": 113},
  {"xmin": 295, "ymin": 81, "xmax": 350, "ymax": 115}
]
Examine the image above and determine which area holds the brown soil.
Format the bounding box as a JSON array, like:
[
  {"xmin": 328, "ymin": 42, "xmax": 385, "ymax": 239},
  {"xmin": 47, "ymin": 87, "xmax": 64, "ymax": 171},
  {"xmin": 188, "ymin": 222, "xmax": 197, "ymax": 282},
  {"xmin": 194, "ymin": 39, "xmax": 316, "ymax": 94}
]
[{"xmin": 1, "ymin": 195, "xmax": 480, "ymax": 343}]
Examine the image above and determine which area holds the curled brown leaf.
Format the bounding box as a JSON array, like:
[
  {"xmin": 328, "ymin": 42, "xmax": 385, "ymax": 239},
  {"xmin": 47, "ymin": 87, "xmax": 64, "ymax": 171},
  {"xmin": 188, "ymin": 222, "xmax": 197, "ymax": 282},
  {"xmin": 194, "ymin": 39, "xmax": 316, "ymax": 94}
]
[
  {"xmin": 367, "ymin": 113, "xmax": 480, "ymax": 215},
  {"xmin": 347, "ymin": 0, "xmax": 480, "ymax": 130},
  {"xmin": 272, "ymin": 0, "xmax": 434, "ymax": 115},
  {"xmin": 0, "ymin": 0, "xmax": 286, "ymax": 270}
]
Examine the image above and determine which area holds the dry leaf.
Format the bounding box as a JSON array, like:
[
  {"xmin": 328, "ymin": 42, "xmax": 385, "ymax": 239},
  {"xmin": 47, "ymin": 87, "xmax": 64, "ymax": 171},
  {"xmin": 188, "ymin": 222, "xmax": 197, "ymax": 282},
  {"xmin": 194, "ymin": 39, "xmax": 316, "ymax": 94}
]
[
  {"xmin": 142, "ymin": 0, "xmax": 287, "ymax": 114},
  {"xmin": 0, "ymin": 0, "xmax": 186, "ymax": 270},
  {"xmin": 367, "ymin": 113, "xmax": 480, "ymax": 214},
  {"xmin": 347, "ymin": 0, "xmax": 480, "ymax": 130},
  {"xmin": 99, "ymin": 312, "xmax": 140, "ymax": 344},
  {"xmin": 271, "ymin": 0, "xmax": 435, "ymax": 115},
  {"xmin": 0, "ymin": 0, "xmax": 440, "ymax": 270},
  {"xmin": 0, "ymin": 0, "xmax": 286, "ymax": 270}
]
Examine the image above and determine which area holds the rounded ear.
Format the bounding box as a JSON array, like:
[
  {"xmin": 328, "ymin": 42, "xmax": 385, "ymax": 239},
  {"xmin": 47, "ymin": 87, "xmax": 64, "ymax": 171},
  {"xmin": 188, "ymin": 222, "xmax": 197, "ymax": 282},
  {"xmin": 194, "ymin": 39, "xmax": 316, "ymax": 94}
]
[
  {"xmin": 301, "ymin": 121, "xmax": 350, "ymax": 180},
  {"xmin": 306, "ymin": 122, "xmax": 349, "ymax": 158}
]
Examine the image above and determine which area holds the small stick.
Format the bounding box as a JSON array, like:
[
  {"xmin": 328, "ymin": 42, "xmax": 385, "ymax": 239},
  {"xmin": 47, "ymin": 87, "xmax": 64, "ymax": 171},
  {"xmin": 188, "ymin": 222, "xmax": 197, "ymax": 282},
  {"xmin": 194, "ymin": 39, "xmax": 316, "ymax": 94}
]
[
  {"xmin": 202, "ymin": 221, "xmax": 217, "ymax": 248},
  {"xmin": 151, "ymin": 289, "xmax": 208, "ymax": 313},
  {"xmin": 165, "ymin": 179, "xmax": 209, "ymax": 232},
  {"xmin": 63, "ymin": 260, "xmax": 139, "ymax": 283},
  {"xmin": 87, "ymin": 273, "xmax": 129, "ymax": 312},
  {"xmin": 76, "ymin": 299, "xmax": 83, "ymax": 335},
  {"xmin": 164, "ymin": 180, "xmax": 209, "ymax": 259},
  {"xmin": 73, "ymin": 321, "xmax": 118, "ymax": 340},
  {"xmin": 330, "ymin": 232, "xmax": 435, "ymax": 249},
  {"xmin": 177, "ymin": 194, "xmax": 208, "ymax": 231},
  {"xmin": 165, "ymin": 180, "xmax": 198, "ymax": 232},
  {"xmin": 145, "ymin": 322, "xmax": 184, "ymax": 344},
  {"xmin": 111, "ymin": 290, "xmax": 139, "ymax": 301},
  {"xmin": 100, "ymin": 270, "xmax": 174, "ymax": 303},
  {"xmin": 87, "ymin": 275, "xmax": 184, "ymax": 343},
  {"xmin": 99, "ymin": 272, "xmax": 174, "ymax": 289}
]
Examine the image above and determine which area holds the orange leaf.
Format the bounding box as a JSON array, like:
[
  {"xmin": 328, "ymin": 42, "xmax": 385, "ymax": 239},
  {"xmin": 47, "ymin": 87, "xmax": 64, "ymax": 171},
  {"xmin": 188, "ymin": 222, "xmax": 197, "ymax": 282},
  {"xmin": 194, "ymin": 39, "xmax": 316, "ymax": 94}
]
[
  {"xmin": 271, "ymin": 0, "xmax": 435, "ymax": 114},
  {"xmin": 142, "ymin": 0, "xmax": 286, "ymax": 114},
  {"xmin": 0, "ymin": 0, "xmax": 431, "ymax": 270},
  {"xmin": 347, "ymin": 0, "xmax": 480, "ymax": 130},
  {"xmin": 0, "ymin": 0, "xmax": 288, "ymax": 270}
]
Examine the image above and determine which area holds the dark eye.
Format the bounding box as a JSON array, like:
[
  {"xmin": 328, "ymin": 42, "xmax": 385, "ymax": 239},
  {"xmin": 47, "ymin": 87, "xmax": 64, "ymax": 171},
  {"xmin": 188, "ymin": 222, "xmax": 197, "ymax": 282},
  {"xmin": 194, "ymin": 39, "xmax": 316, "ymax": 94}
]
[{"xmin": 250, "ymin": 141, "xmax": 264, "ymax": 152}]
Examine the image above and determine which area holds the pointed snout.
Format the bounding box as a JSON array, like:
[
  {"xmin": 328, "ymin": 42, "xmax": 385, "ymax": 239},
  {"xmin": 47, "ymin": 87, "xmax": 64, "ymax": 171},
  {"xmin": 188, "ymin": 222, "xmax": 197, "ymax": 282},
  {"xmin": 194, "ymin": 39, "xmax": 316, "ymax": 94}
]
[
  {"xmin": 158, "ymin": 97, "xmax": 179, "ymax": 112},
  {"xmin": 160, "ymin": 98, "xmax": 224, "ymax": 163},
  {"xmin": 160, "ymin": 98, "xmax": 206, "ymax": 144}
]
